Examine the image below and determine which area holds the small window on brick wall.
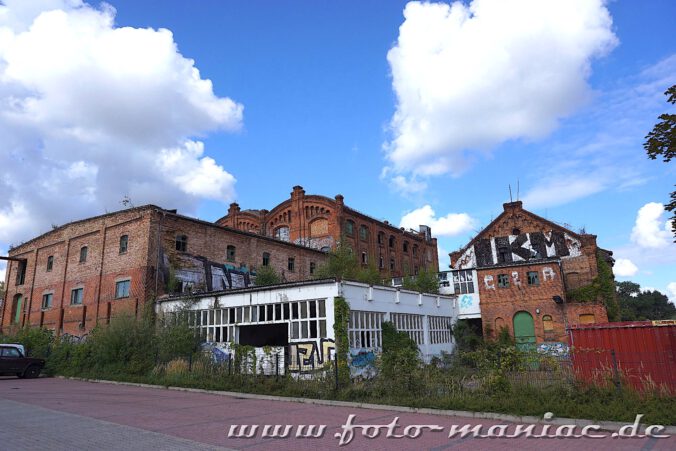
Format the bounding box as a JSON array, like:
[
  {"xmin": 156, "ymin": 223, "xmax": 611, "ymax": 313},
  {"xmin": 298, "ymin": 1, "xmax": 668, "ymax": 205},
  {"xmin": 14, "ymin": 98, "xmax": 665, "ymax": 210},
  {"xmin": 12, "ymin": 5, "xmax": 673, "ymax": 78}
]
[
  {"xmin": 527, "ymin": 271, "xmax": 539, "ymax": 286},
  {"xmin": 46, "ymin": 256, "xmax": 54, "ymax": 272},
  {"xmin": 119, "ymin": 235, "xmax": 128, "ymax": 254},
  {"xmin": 361, "ymin": 252, "xmax": 367, "ymax": 264},
  {"xmin": 42, "ymin": 293, "xmax": 53, "ymax": 310},
  {"xmin": 226, "ymin": 245, "xmax": 236, "ymax": 262},
  {"xmin": 115, "ymin": 280, "xmax": 130, "ymax": 299},
  {"xmin": 70, "ymin": 288, "xmax": 83, "ymax": 305},
  {"xmin": 498, "ymin": 274, "xmax": 510, "ymax": 288},
  {"xmin": 175, "ymin": 235, "xmax": 188, "ymax": 252},
  {"xmin": 262, "ymin": 252, "xmax": 270, "ymax": 266},
  {"xmin": 543, "ymin": 315, "xmax": 553, "ymax": 332},
  {"xmin": 288, "ymin": 257, "xmax": 295, "ymax": 272},
  {"xmin": 310, "ymin": 262, "xmax": 316, "ymax": 274},
  {"xmin": 79, "ymin": 246, "xmax": 88, "ymax": 263}
]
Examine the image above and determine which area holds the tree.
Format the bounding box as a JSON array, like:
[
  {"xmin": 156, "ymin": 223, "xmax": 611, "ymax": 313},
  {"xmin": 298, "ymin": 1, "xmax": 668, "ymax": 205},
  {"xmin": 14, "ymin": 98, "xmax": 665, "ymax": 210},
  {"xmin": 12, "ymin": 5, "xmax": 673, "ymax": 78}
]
[
  {"xmin": 254, "ymin": 265, "xmax": 281, "ymax": 286},
  {"xmin": 616, "ymin": 281, "xmax": 676, "ymax": 321},
  {"xmin": 0, "ymin": 280, "xmax": 5, "ymax": 300},
  {"xmin": 402, "ymin": 266, "xmax": 439, "ymax": 294},
  {"xmin": 644, "ymin": 84, "xmax": 676, "ymax": 240},
  {"xmin": 314, "ymin": 239, "xmax": 360, "ymax": 281}
]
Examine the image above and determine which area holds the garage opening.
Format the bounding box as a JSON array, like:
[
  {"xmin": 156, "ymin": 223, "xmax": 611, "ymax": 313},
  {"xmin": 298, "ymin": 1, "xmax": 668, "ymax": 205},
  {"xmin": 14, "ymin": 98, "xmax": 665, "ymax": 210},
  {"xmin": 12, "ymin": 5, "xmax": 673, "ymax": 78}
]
[{"xmin": 238, "ymin": 323, "xmax": 289, "ymax": 347}]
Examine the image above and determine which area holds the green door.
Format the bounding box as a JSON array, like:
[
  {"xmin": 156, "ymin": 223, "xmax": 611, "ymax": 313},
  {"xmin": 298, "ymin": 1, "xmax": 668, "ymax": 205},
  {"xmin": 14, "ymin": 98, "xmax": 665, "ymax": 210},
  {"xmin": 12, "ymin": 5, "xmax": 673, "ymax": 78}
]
[
  {"xmin": 513, "ymin": 311, "xmax": 536, "ymax": 351},
  {"xmin": 12, "ymin": 295, "xmax": 23, "ymax": 325}
]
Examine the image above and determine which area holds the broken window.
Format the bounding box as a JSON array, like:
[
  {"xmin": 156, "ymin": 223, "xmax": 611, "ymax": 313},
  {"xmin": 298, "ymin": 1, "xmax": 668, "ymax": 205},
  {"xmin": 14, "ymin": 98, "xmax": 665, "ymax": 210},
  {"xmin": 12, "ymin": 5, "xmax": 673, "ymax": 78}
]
[
  {"xmin": 390, "ymin": 258, "xmax": 395, "ymax": 271},
  {"xmin": 497, "ymin": 274, "xmax": 510, "ymax": 288},
  {"xmin": 345, "ymin": 220, "xmax": 354, "ymax": 236},
  {"xmin": 379, "ymin": 256, "xmax": 384, "ymax": 269},
  {"xmin": 175, "ymin": 235, "xmax": 188, "ymax": 252},
  {"xmin": 119, "ymin": 235, "xmax": 128, "ymax": 254},
  {"xmin": 497, "ymin": 246, "xmax": 510, "ymax": 263},
  {"xmin": 527, "ymin": 271, "xmax": 539, "ymax": 286},
  {"xmin": 389, "ymin": 235, "xmax": 395, "ymax": 248},
  {"xmin": 359, "ymin": 225, "xmax": 368, "ymax": 241},
  {"xmin": 70, "ymin": 288, "xmax": 83, "ymax": 305},
  {"xmin": 361, "ymin": 252, "xmax": 367, "ymax": 264},
  {"xmin": 262, "ymin": 252, "xmax": 270, "ymax": 266},
  {"xmin": 42, "ymin": 293, "xmax": 53, "ymax": 310},
  {"xmin": 46, "ymin": 256, "xmax": 54, "ymax": 272},
  {"xmin": 377, "ymin": 232, "xmax": 384, "ymax": 245},
  {"xmin": 274, "ymin": 226, "xmax": 290, "ymax": 242},
  {"xmin": 453, "ymin": 270, "xmax": 475, "ymax": 294},
  {"xmin": 115, "ymin": 280, "xmax": 130, "ymax": 299},
  {"xmin": 403, "ymin": 241, "xmax": 409, "ymax": 253},
  {"xmin": 226, "ymin": 245, "xmax": 236, "ymax": 262},
  {"xmin": 288, "ymin": 257, "xmax": 295, "ymax": 272},
  {"xmin": 79, "ymin": 246, "xmax": 88, "ymax": 263},
  {"xmin": 15, "ymin": 260, "xmax": 26, "ymax": 286}
]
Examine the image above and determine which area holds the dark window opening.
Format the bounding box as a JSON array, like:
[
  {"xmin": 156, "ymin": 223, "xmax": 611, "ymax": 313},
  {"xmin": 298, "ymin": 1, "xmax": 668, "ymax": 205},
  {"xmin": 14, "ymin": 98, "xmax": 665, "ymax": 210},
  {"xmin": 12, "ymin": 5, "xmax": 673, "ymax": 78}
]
[
  {"xmin": 70, "ymin": 288, "xmax": 83, "ymax": 305},
  {"xmin": 292, "ymin": 302, "xmax": 299, "ymax": 319},
  {"xmin": 498, "ymin": 274, "xmax": 510, "ymax": 288},
  {"xmin": 275, "ymin": 303, "xmax": 282, "ymax": 320},
  {"xmin": 390, "ymin": 258, "xmax": 395, "ymax": 271},
  {"xmin": 227, "ymin": 245, "xmax": 236, "ymax": 262},
  {"xmin": 15, "ymin": 260, "xmax": 26, "ymax": 286},
  {"xmin": 46, "ymin": 256, "xmax": 54, "ymax": 272},
  {"xmin": 389, "ymin": 235, "xmax": 395, "ymax": 248},
  {"xmin": 359, "ymin": 225, "xmax": 368, "ymax": 241},
  {"xmin": 42, "ymin": 293, "xmax": 53, "ymax": 310},
  {"xmin": 361, "ymin": 252, "xmax": 367, "ymax": 264},
  {"xmin": 262, "ymin": 252, "xmax": 270, "ymax": 266},
  {"xmin": 403, "ymin": 241, "xmax": 409, "ymax": 253},
  {"xmin": 238, "ymin": 324, "xmax": 289, "ymax": 347},
  {"xmin": 310, "ymin": 262, "xmax": 316, "ymax": 274},
  {"xmin": 345, "ymin": 220, "xmax": 354, "ymax": 236},
  {"xmin": 119, "ymin": 235, "xmax": 128, "ymax": 254},
  {"xmin": 288, "ymin": 257, "xmax": 295, "ymax": 272},
  {"xmin": 175, "ymin": 235, "xmax": 188, "ymax": 252},
  {"xmin": 79, "ymin": 246, "xmax": 88, "ymax": 263},
  {"xmin": 497, "ymin": 247, "xmax": 510, "ymax": 263},
  {"xmin": 527, "ymin": 271, "xmax": 540, "ymax": 286}
]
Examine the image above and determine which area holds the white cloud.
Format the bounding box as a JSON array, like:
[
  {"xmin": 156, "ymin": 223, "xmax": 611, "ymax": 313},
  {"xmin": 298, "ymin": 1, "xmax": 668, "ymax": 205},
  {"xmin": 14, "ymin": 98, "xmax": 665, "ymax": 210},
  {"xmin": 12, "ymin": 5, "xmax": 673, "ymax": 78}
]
[
  {"xmin": 400, "ymin": 205, "xmax": 476, "ymax": 237},
  {"xmin": 522, "ymin": 177, "xmax": 606, "ymax": 209},
  {"xmin": 385, "ymin": 0, "xmax": 617, "ymax": 179},
  {"xmin": 631, "ymin": 202, "xmax": 673, "ymax": 249},
  {"xmin": 667, "ymin": 282, "xmax": 676, "ymax": 304},
  {"xmin": 0, "ymin": 0, "xmax": 242, "ymax": 245},
  {"xmin": 614, "ymin": 258, "xmax": 638, "ymax": 277}
]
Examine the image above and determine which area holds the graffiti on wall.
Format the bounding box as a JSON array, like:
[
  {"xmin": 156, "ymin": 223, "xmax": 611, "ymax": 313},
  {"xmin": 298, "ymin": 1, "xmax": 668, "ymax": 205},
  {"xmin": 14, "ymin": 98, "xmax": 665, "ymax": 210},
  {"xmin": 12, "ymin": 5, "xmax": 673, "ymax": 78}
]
[
  {"xmin": 61, "ymin": 333, "xmax": 89, "ymax": 343},
  {"xmin": 454, "ymin": 231, "xmax": 581, "ymax": 269},
  {"xmin": 483, "ymin": 267, "xmax": 557, "ymax": 290},
  {"xmin": 348, "ymin": 349, "xmax": 378, "ymax": 379},
  {"xmin": 287, "ymin": 338, "xmax": 335, "ymax": 372},
  {"xmin": 163, "ymin": 253, "xmax": 252, "ymax": 293},
  {"xmin": 537, "ymin": 342, "xmax": 569, "ymax": 358}
]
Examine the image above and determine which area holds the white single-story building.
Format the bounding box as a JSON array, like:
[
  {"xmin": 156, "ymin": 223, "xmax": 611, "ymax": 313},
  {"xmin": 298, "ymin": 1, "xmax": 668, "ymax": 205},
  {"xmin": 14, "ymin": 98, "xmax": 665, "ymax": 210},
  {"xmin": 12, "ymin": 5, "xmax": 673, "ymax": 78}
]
[{"xmin": 155, "ymin": 279, "xmax": 458, "ymax": 377}]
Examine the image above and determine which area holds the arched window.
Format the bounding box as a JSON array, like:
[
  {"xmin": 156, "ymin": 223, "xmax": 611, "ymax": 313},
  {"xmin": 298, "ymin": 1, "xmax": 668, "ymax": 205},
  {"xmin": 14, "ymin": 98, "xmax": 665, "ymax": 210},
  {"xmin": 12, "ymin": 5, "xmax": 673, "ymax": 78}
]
[
  {"xmin": 403, "ymin": 241, "xmax": 409, "ymax": 253},
  {"xmin": 359, "ymin": 225, "xmax": 369, "ymax": 241},
  {"xmin": 79, "ymin": 246, "xmax": 88, "ymax": 263},
  {"xmin": 542, "ymin": 315, "xmax": 554, "ymax": 332},
  {"xmin": 389, "ymin": 235, "xmax": 395, "ymax": 248},
  {"xmin": 495, "ymin": 317, "xmax": 505, "ymax": 334},
  {"xmin": 227, "ymin": 245, "xmax": 236, "ymax": 262},
  {"xmin": 274, "ymin": 226, "xmax": 290, "ymax": 242},
  {"xmin": 175, "ymin": 235, "xmax": 188, "ymax": 252},
  {"xmin": 345, "ymin": 220, "xmax": 354, "ymax": 236}
]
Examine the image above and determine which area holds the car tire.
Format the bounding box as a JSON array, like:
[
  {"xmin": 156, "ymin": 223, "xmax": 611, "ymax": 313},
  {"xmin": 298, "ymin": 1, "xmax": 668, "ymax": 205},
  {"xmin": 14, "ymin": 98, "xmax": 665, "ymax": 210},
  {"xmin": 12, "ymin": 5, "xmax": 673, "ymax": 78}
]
[{"xmin": 22, "ymin": 365, "xmax": 42, "ymax": 379}]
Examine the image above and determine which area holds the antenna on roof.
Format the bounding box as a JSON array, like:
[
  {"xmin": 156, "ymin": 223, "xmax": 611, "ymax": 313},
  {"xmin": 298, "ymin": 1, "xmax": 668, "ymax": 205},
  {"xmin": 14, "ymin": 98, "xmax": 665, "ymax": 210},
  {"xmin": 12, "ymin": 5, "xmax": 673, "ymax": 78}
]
[
  {"xmin": 508, "ymin": 184, "xmax": 513, "ymax": 203},
  {"xmin": 517, "ymin": 179, "xmax": 520, "ymax": 202}
]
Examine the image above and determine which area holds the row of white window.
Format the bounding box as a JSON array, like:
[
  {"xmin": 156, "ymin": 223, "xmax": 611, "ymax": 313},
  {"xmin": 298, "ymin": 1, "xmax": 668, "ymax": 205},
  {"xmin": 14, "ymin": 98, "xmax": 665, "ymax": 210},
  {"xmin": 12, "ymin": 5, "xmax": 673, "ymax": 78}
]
[{"xmin": 348, "ymin": 310, "xmax": 453, "ymax": 348}]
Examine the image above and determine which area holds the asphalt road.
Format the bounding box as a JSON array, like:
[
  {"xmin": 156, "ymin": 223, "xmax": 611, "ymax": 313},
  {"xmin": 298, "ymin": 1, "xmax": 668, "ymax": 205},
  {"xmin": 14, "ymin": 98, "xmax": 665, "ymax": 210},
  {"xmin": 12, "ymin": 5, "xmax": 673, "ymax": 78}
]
[{"xmin": 0, "ymin": 377, "xmax": 673, "ymax": 450}]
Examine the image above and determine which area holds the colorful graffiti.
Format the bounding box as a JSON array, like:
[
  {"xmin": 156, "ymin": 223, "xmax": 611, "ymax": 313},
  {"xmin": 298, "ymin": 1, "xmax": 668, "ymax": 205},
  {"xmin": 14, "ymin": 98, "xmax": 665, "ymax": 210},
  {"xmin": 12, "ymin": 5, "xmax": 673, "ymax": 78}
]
[
  {"xmin": 348, "ymin": 349, "xmax": 378, "ymax": 379},
  {"xmin": 459, "ymin": 295, "xmax": 473, "ymax": 309},
  {"xmin": 287, "ymin": 338, "xmax": 335, "ymax": 372},
  {"xmin": 537, "ymin": 342, "xmax": 569, "ymax": 358}
]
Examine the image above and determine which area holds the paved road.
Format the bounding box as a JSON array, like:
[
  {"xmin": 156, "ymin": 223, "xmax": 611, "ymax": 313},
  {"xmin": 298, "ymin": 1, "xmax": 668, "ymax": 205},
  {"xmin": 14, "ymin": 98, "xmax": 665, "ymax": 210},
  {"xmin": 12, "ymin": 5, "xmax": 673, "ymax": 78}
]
[{"xmin": 0, "ymin": 378, "xmax": 673, "ymax": 450}]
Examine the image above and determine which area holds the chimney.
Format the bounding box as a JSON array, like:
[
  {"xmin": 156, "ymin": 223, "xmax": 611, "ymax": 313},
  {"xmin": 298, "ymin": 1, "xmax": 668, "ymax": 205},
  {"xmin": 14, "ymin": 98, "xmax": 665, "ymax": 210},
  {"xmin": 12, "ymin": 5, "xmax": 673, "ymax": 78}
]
[
  {"xmin": 503, "ymin": 201, "xmax": 523, "ymax": 212},
  {"xmin": 228, "ymin": 203, "xmax": 240, "ymax": 215},
  {"xmin": 291, "ymin": 185, "xmax": 305, "ymax": 199}
]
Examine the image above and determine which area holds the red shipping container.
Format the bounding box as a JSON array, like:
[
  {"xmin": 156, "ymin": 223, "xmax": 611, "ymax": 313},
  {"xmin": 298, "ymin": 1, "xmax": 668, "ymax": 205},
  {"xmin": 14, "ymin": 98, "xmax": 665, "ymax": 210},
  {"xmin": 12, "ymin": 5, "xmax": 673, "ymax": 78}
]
[{"xmin": 568, "ymin": 321, "xmax": 676, "ymax": 393}]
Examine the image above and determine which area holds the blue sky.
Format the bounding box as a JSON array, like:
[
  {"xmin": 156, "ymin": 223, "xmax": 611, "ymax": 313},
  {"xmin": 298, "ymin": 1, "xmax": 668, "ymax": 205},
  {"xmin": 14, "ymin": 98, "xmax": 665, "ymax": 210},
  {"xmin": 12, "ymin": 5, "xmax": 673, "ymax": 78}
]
[{"xmin": 0, "ymin": 0, "xmax": 674, "ymax": 300}]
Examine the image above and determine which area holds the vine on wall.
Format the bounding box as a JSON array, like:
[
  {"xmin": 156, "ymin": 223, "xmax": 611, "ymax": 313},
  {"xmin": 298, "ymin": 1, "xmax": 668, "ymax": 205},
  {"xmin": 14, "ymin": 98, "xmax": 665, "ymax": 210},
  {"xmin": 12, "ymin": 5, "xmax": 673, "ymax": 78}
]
[
  {"xmin": 566, "ymin": 251, "xmax": 619, "ymax": 321},
  {"xmin": 333, "ymin": 296, "xmax": 350, "ymax": 384}
]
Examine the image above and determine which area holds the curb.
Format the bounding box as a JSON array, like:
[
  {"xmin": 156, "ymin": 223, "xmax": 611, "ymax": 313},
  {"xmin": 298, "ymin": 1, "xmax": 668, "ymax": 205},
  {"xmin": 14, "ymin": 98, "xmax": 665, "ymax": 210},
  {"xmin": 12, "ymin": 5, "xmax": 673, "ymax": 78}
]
[{"xmin": 58, "ymin": 376, "xmax": 676, "ymax": 434}]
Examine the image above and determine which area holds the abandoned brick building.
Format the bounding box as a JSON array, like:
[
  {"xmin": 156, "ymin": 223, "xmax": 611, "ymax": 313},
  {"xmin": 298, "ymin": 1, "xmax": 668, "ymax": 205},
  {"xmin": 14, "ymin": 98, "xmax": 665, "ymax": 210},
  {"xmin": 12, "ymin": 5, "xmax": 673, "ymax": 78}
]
[
  {"xmin": 449, "ymin": 201, "xmax": 612, "ymax": 347},
  {"xmin": 1, "ymin": 205, "xmax": 327, "ymax": 337},
  {"xmin": 217, "ymin": 185, "xmax": 439, "ymax": 277}
]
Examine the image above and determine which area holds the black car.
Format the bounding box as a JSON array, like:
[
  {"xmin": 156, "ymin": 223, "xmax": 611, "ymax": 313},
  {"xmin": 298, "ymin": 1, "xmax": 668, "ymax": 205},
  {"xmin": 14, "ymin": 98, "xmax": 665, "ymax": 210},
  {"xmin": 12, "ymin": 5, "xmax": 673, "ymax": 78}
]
[{"xmin": 0, "ymin": 344, "xmax": 45, "ymax": 378}]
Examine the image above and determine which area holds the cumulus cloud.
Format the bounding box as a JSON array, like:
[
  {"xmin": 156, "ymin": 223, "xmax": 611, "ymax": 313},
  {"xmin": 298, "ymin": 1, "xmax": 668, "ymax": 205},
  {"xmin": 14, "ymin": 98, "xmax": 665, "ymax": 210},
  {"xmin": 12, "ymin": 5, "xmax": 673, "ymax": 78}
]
[
  {"xmin": 614, "ymin": 258, "xmax": 638, "ymax": 278},
  {"xmin": 667, "ymin": 282, "xmax": 676, "ymax": 304},
  {"xmin": 384, "ymin": 0, "xmax": 617, "ymax": 179},
  {"xmin": 522, "ymin": 177, "xmax": 607, "ymax": 209},
  {"xmin": 630, "ymin": 202, "xmax": 673, "ymax": 249},
  {"xmin": 0, "ymin": 0, "xmax": 242, "ymax": 245},
  {"xmin": 400, "ymin": 205, "xmax": 476, "ymax": 237}
]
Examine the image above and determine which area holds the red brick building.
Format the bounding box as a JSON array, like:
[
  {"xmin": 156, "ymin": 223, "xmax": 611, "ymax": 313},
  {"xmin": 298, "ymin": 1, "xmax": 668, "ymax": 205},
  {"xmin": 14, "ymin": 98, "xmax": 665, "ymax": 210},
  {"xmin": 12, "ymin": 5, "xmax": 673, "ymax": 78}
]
[
  {"xmin": 1, "ymin": 205, "xmax": 327, "ymax": 337},
  {"xmin": 449, "ymin": 201, "xmax": 612, "ymax": 346},
  {"xmin": 217, "ymin": 185, "xmax": 439, "ymax": 277}
]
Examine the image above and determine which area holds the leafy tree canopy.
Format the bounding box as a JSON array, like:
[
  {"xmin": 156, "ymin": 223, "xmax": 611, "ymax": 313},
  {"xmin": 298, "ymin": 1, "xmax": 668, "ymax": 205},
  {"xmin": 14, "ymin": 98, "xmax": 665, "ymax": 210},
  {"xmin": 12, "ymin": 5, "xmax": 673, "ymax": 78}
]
[
  {"xmin": 644, "ymin": 84, "xmax": 676, "ymax": 240},
  {"xmin": 254, "ymin": 265, "xmax": 281, "ymax": 286},
  {"xmin": 617, "ymin": 281, "xmax": 676, "ymax": 321}
]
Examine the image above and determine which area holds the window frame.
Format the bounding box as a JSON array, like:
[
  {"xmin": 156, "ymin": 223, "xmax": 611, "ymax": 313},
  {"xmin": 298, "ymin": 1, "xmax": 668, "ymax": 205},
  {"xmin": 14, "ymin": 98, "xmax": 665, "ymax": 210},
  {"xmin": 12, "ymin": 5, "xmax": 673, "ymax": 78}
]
[
  {"xmin": 175, "ymin": 235, "xmax": 188, "ymax": 252},
  {"xmin": 345, "ymin": 220, "xmax": 354, "ymax": 236},
  {"xmin": 46, "ymin": 255, "xmax": 54, "ymax": 272},
  {"xmin": 262, "ymin": 252, "xmax": 270, "ymax": 267},
  {"xmin": 79, "ymin": 246, "xmax": 88, "ymax": 263},
  {"xmin": 70, "ymin": 288, "xmax": 84, "ymax": 306},
  {"xmin": 527, "ymin": 271, "xmax": 540, "ymax": 286},
  {"xmin": 41, "ymin": 293, "xmax": 53, "ymax": 310},
  {"xmin": 542, "ymin": 314, "xmax": 554, "ymax": 332},
  {"xmin": 497, "ymin": 273, "xmax": 510, "ymax": 288},
  {"xmin": 115, "ymin": 280, "xmax": 131, "ymax": 299},
  {"xmin": 287, "ymin": 257, "xmax": 295, "ymax": 272},
  {"xmin": 226, "ymin": 245, "xmax": 236, "ymax": 262},
  {"xmin": 119, "ymin": 235, "xmax": 128, "ymax": 254}
]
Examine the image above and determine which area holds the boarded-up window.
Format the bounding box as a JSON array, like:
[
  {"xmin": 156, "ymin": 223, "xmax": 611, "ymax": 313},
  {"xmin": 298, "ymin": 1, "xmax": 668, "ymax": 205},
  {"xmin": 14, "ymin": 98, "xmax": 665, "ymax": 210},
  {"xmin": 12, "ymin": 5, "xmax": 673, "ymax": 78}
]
[
  {"xmin": 542, "ymin": 315, "xmax": 554, "ymax": 331},
  {"xmin": 495, "ymin": 317, "xmax": 505, "ymax": 332},
  {"xmin": 310, "ymin": 218, "xmax": 328, "ymax": 237},
  {"xmin": 579, "ymin": 314, "xmax": 596, "ymax": 325},
  {"xmin": 274, "ymin": 226, "xmax": 290, "ymax": 242}
]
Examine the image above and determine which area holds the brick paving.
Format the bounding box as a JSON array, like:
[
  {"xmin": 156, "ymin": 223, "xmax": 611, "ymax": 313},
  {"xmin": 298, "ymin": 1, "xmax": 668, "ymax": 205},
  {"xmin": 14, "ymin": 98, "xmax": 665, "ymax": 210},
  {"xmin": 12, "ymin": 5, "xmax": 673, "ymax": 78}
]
[{"xmin": 0, "ymin": 378, "xmax": 673, "ymax": 450}]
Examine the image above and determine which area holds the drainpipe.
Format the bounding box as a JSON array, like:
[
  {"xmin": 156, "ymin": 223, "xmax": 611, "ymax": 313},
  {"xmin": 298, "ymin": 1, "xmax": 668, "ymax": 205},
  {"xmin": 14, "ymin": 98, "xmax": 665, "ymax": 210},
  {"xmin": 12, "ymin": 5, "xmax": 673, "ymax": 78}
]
[{"xmin": 557, "ymin": 260, "xmax": 569, "ymax": 341}]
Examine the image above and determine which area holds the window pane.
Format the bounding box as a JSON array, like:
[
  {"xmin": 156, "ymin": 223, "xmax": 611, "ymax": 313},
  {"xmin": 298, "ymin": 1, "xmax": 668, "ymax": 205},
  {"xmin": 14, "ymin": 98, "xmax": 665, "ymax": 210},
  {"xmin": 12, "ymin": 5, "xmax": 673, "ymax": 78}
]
[{"xmin": 318, "ymin": 299, "xmax": 325, "ymax": 317}]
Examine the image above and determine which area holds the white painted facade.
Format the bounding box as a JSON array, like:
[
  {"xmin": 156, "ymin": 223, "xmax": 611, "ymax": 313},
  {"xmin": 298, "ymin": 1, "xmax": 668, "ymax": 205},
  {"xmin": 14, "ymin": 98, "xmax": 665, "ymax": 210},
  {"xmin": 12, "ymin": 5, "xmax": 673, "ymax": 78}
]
[
  {"xmin": 155, "ymin": 279, "xmax": 458, "ymax": 376},
  {"xmin": 438, "ymin": 269, "xmax": 481, "ymax": 320}
]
